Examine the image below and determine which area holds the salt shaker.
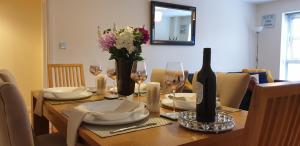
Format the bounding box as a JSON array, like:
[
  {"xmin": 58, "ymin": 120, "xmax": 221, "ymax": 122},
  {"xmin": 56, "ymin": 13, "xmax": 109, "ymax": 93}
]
[
  {"xmin": 147, "ymin": 82, "xmax": 160, "ymax": 113},
  {"xmin": 96, "ymin": 74, "xmax": 106, "ymax": 95}
]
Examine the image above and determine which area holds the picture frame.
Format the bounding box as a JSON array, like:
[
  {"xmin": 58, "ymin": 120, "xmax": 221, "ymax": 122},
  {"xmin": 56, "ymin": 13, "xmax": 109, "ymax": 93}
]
[{"xmin": 262, "ymin": 14, "xmax": 276, "ymax": 28}]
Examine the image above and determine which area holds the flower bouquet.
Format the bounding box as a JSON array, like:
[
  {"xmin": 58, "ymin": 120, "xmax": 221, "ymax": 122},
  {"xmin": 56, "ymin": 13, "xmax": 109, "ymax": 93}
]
[{"xmin": 98, "ymin": 26, "xmax": 149, "ymax": 96}]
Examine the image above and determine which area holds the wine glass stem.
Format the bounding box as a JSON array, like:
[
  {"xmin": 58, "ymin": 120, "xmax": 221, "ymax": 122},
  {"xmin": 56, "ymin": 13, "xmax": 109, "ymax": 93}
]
[
  {"xmin": 138, "ymin": 83, "xmax": 141, "ymax": 103},
  {"xmin": 113, "ymin": 80, "xmax": 117, "ymax": 95},
  {"xmin": 172, "ymin": 89, "xmax": 176, "ymax": 113}
]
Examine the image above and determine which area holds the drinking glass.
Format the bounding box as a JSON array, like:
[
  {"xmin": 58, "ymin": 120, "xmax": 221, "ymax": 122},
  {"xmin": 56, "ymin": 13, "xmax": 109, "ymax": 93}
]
[
  {"xmin": 107, "ymin": 67, "xmax": 118, "ymax": 96},
  {"xmin": 89, "ymin": 65, "xmax": 102, "ymax": 76},
  {"xmin": 164, "ymin": 62, "xmax": 185, "ymax": 119},
  {"xmin": 131, "ymin": 61, "xmax": 148, "ymax": 103}
]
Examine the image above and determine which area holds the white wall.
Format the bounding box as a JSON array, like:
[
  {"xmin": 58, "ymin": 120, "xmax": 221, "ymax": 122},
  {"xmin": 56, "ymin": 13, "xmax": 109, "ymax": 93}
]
[
  {"xmin": 256, "ymin": 0, "xmax": 300, "ymax": 79},
  {"xmin": 48, "ymin": 0, "xmax": 256, "ymax": 87}
]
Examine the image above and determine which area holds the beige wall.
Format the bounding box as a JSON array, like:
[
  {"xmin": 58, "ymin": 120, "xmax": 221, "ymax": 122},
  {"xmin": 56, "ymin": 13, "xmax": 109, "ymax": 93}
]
[
  {"xmin": 0, "ymin": 0, "xmax": 43, "ymax": 107},
  {"xmin": 256, "ymin": 0, "xmax": 300, "ymax": 79},
  {"xmin": 48, "ymin": 0, "xmax": 257, "ymax": 87}
]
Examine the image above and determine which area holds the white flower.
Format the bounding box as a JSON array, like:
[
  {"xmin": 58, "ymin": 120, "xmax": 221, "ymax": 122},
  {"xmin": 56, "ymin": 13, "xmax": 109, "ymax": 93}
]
[
  {"xmin": 125, "ymin": 26, "xmax": 134, "ymax": 33},
  {"xmin": 115, "ymin": 29, "xmax": 136, "ymax": 54}
]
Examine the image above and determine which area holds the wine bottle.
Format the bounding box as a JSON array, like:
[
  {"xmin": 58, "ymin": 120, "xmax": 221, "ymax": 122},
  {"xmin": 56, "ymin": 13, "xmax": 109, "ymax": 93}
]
[{"xmin": 193, "ymin": 48, "xmax": 216, "ymax": 122}]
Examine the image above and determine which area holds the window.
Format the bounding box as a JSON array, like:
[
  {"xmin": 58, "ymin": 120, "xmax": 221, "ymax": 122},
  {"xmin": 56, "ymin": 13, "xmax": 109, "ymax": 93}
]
[{"xmin": 282, "ymin": 12, "xmax": 300, "ymax": 81}]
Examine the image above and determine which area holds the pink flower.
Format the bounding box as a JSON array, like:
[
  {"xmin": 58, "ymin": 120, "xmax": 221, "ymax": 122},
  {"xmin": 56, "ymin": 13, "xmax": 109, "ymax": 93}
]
[
  {"xmin": 138, "ymin": 27, "xmax": 150, "ymax": 44},
  {"xmin": 98, "ymin": 32, "xmax": 116, "ymax": 51}
]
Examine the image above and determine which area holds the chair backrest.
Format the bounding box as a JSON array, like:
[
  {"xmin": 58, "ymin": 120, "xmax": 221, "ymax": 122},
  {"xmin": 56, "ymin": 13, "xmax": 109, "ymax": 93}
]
[
  {"xmin": 0, "ymin": 82, "xmax": 34, "ymax": 146},
  {"xmin": 244, "ymin": 82, "xmax": 300, "ymax": 146},
  {"xmin": 48, "ymin": 64, "xmax": 85, "ymax": 88},
  {"xmin": 242, "ymin": 68, "xmax": 274, "ymax": 83},
  {"xmin": 193, "ymin": 72, "xmax": 250, "ymax": 108},
  {"xmin": 151, "ymin": 69, "xmax": 166, "ymax": 89},
  {"xmin": 151, "ymin": 68, "xmax": 188, "ymax": 92},
  {"xmin": 0, "ymin": 69, "xmax": 17, "ymax": 85}
]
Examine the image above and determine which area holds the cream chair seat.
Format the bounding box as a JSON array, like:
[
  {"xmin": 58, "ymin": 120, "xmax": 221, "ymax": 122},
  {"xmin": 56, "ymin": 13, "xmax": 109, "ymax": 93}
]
[
  {"xmin": 0, "ymin": 69, "xmax": 17, "ymax": 85},
  {"xmin": 0, "ymin": 69, "xmax": 85, "ymax": 146},
  {"xmin": 0, "ymin": 82, "xmax": 70, "ymax": 146},
  {"xmin": 193, "ymin": 72, "xmax": 250, "ymax": 108}
]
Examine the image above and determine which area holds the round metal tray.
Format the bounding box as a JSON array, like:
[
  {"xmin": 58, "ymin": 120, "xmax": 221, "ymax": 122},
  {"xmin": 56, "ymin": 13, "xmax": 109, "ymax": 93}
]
[{"xmin": 178, "ymin": 111, "xmax": 235, "ymax": 133}]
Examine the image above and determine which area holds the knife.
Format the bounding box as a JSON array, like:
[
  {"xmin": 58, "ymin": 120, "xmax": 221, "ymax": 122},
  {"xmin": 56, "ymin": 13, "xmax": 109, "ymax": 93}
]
[{"xmin": 110, "ymin": 123, "xmax": 157, "ymax": 134}]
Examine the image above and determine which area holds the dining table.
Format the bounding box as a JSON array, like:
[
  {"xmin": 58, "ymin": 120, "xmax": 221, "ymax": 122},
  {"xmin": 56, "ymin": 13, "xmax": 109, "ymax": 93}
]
[{"xmin": 31, "ymin": 90, "xmax": 248, "ymax": 146}]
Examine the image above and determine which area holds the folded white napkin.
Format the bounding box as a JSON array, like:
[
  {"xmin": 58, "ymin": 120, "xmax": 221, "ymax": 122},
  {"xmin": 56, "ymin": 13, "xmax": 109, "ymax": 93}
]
[
  {"xmin": 51, "ymin": 90, "xmax": 85, "ymax": 99},
  {"xmin": 135, "ymin": 83, "xmax": 147, "ymax": 93},
  {"xmin": 34, "ymin": 87, "xmax": 85, "ymax": 117},
  {"xmin": 162, "ymin": 95, "xmax": 221, "ymax": 110},
  {"xmin": 67, "ymin": 100, "xmax": 141, "ymax": 146},
  {"xmin": 67, "ymin": 108, "xmax": 89, "ymax": 146},
  {"xmin": 33, "ymin": 91, "xmax": 45, "ymax": 117}
]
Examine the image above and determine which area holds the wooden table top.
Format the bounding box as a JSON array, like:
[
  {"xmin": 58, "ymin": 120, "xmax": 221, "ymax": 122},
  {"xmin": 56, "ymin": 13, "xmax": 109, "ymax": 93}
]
[{"xmin": 32, "ymin": 91, "xmax": 247, "ymax": 146}]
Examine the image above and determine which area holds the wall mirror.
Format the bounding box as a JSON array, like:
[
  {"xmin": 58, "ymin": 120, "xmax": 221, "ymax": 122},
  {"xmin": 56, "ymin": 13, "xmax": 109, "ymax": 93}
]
[{"xmin": 150, "ymin": 1, "xmax": 196, "ymax": 45}]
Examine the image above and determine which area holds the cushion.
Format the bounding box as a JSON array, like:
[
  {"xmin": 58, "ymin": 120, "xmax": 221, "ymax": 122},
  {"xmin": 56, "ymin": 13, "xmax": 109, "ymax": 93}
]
[
  {"xmin": 248, "ymin": 72, "xmax": 268, "ymax": 84},
  {"xmin": 216, "ymin": 73, "xmax": 250, "ymax": 108},
  {"xmin": 242, "ymin": 69, "xmax": 274, "ymax": 83}
]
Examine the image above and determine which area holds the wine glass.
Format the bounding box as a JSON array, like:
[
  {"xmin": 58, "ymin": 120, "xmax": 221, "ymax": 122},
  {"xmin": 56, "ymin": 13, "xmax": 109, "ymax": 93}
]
[
  {"xmin": 107, "ymin": 67, "xmax": 118, "ymax": 96},
  {"xmin": 89, "ymin": 65, "xmax": 103, "ymax": 76},
  {"xmin": 164, "ymin": 62, "xmax": 185, "ymax": 119},
  {"xmin": 131, "ymin": 61, "xmax": 148, "ymax": 103}
]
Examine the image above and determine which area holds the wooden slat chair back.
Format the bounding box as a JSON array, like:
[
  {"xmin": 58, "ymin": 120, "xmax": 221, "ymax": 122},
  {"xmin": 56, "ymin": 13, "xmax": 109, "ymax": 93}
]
[
  {"xmin": 48, "ymin": 64, "xmax": 85, "ymax": 87},
  {"xmin": 244, "ymin": 82, "xmax": 300, "ymax": 146}
]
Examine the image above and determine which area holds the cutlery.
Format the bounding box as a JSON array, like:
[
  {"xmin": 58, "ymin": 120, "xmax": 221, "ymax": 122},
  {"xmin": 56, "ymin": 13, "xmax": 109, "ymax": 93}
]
[{"xmin": 110, "ymin": 123, "xmax": 157, "ymax": 134}]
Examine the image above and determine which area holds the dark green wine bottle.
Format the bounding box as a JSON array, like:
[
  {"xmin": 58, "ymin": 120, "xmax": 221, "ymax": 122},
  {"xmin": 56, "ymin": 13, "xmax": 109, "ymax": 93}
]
[{"xmin": 195, "ymin": 48, "xmax": 216, "ymax": 122}]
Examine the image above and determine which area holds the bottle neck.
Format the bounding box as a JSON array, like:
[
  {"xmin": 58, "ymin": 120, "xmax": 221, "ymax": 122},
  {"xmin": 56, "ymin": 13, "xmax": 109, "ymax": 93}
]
[{"xmin": 202, "ymin": 48, "xmax": 211, "ymax": 69}]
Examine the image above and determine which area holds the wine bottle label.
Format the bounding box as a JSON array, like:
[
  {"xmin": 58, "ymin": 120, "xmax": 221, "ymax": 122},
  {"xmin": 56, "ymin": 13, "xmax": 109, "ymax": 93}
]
[{"xmin": 193, "ymin": 81, "xmax": 203, "ymax": 104}]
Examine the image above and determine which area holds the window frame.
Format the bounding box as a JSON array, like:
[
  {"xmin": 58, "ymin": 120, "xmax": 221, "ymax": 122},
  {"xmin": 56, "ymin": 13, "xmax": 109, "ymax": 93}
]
[{"xmin": 284, "ymin": 12, "xmax": 300, "ymax": 80}]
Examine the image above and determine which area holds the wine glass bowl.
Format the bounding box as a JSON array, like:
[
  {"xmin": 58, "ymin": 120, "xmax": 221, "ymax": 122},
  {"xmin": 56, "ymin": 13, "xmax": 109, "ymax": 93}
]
[
  {"xmin": 130, "ymin": 71, "xmax": 147, "ymax": 84},
  {"xmin": 164, "ymin": 70, "xmax": 185, "ymax": 92},
  {"xmin": 89, "ymin": 65, "xmax": 103, "ymax": 76},
  {"xmin": 131, "ymin": 61, "xmax": 148, "ymax": 103},
  {"xmin": 164, "ymin": 62, "xmax": 185, "ymax": 119},
  {"xmin": 107, "ymin": 68, "xmax": 117, "ymax": 80},
  {"xmin": 106, "ymin": 67, "xmax": 118, "ymax": 95}
]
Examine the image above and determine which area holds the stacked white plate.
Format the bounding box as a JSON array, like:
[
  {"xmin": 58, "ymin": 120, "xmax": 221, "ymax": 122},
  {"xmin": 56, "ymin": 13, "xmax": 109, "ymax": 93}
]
[
  {"xmin": 77, "ymin": 100, "xmax": 149, "ymax": 125},
  {"xmin": 161, "ymin": 93, "xmax": 221, "ymax": 110},
  {"xmin": 107, "ymin": 83, "xmax": 148, "ymax": 94},
  {"xmin": 43, "ymin": 87, "xmax": 93, "ymax": 100}
]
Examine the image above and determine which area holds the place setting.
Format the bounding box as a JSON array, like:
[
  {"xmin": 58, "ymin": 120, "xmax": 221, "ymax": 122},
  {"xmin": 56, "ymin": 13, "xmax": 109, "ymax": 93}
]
[
  {"xmin": 61, "ymin": 60, "xmax": 173, "ymax": 146},
  {"xmin": 33, "ymin": 86, "xmax": 95, "ymax": 116},
  {"xmin": 64, "ymin": 92, "xmax": 171, "ymax": 146}
]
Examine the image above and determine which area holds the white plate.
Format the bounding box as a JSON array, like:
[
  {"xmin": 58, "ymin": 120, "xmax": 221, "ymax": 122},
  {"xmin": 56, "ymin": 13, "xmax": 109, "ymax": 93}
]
[
  {"xmin": 161, "ymin": 93, "xmax": 220, "ymax": 110},
  {"xmin": 162, "ymin": 93, "xmax": 196, "ymax": 110},
  {"xmin": 43, "ymin": 87, "xmax": 93, "ymax": 101},
  {"xmin": 78, "ymin": 100, "xmax": 149, "ymax": 125}
]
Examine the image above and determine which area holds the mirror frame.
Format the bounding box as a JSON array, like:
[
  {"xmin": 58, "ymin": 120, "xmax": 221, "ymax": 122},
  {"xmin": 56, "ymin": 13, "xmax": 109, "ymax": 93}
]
[{"xmin": 150, "ymin": 1, "xmax": 196, "ymax": 46}]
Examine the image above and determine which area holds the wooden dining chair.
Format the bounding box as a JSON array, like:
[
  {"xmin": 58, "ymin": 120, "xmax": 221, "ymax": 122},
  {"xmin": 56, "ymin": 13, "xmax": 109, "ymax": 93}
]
[
  {"xmin": 0, "ymin": 69, "xmax": 17, "ymax": 85},
  {"xmin": 0, "ymin": 81, "xmax": 68, "ymax": 146},
  {"xmin": 48, "ymin": 64, "xmax": 85, "ymax": 88},
  {"xmin": 243, "ymin": 82, "xmax": 300, "ymax": 146}
]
